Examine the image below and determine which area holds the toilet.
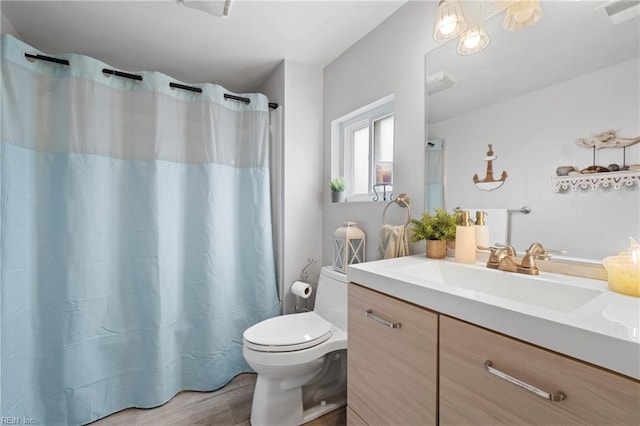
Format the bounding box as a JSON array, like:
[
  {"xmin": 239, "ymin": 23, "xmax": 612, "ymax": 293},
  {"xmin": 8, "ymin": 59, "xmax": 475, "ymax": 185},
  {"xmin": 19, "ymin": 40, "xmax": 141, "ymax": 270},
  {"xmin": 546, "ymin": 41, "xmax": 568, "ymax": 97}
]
[{"xmin": 243, "ymin": 266, "xmax": 348, "ymax": 426}]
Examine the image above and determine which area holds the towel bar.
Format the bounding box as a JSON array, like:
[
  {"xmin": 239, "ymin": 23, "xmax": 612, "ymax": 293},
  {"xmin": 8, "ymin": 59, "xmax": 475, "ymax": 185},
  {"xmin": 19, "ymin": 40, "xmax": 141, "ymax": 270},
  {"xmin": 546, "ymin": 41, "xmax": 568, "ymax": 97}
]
[{"xmin": 382, "ymin": 193, "xmax": 411, "ymax": 226}]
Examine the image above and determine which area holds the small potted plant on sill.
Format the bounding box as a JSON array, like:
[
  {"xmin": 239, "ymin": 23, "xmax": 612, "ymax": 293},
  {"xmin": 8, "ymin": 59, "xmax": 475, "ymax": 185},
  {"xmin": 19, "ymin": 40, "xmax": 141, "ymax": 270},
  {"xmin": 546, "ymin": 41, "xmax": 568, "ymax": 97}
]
[
  {"xmin": 329, "ymin": 177, "xmax": 346, "ymax": 203},
  {"xmin": 409, "ymin": 209, "xmax": 457, "ymax": 259}
]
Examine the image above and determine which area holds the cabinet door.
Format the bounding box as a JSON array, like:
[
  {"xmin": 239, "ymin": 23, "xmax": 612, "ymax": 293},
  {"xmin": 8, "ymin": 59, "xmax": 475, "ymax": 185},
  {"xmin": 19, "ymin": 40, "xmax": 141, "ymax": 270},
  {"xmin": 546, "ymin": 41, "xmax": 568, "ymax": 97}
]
[
  {"xmin": 440, "ymin": 315, "xmax": 640, "ymax": 425},
  {"xmin": 346, "ymin": 406, "xmax": 368, "ymax": 426},
  {"xmin": 347, "ymin": 283, "xmax": 437, "ymax": 426}
]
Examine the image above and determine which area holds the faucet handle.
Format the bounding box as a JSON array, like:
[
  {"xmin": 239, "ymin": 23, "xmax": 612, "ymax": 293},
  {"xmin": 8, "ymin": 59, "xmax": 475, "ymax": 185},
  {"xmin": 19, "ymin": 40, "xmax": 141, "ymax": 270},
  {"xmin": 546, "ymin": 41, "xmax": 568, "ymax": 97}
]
[
  {"xmin": 544, "ymin": 248, "xmax": 567, "ymax": 255},
  {"xmin": 495, "ymin": 243, "xmax": 517, "ymax": 256},
  {"xmin": 527, "ymin": 242, "xmax": 545, "ymax": 255},
  {"xmin": 478, "ymin": 245, "xmax": 511, "ymax": 255},
  {"xmin": 520, "ymin": 243, "xmax": 565, "ymax": 272},
  {"xmin": 482, "ymin": 246, "xmax": 513, "ymax": 269},
  {"xmin": 526, "ymin": 242, "xmax": 566, "ymax": 256}
]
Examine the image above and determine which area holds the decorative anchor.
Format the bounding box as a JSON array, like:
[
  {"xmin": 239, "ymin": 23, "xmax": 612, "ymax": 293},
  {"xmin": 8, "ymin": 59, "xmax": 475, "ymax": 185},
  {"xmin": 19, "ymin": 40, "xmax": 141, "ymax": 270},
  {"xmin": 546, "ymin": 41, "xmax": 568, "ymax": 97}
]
[{"xmin": 473, "ymin": 144, "xmax": 507, "ymax": 191}]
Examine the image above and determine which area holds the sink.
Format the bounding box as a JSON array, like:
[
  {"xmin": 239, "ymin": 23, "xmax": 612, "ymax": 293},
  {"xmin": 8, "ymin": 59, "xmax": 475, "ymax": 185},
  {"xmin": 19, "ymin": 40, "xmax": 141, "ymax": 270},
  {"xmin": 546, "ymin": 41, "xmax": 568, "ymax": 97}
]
[{"xmin": 397, "ymin": 261, "xmax": 603, "ymax": 313}]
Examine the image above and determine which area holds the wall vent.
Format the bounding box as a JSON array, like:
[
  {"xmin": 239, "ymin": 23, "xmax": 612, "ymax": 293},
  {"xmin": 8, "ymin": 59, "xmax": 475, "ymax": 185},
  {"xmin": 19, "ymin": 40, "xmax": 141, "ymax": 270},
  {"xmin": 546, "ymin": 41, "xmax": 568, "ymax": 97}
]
[{"xmin": 599, "ymin": 0, "xmax": 640, "ymax": 25}]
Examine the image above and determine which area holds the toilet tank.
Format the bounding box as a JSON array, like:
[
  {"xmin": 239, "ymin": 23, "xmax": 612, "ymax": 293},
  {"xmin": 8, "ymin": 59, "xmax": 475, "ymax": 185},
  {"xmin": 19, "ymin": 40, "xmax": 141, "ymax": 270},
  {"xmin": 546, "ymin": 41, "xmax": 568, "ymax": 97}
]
[{"xmin": 314, "ymin": 266, "xmax": 348, "ymax": 331}]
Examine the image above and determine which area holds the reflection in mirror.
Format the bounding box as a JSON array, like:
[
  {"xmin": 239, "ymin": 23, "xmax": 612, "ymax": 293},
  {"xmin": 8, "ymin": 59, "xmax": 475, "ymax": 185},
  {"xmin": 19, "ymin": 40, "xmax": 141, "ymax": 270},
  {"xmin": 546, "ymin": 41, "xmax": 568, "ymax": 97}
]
[
  {"xmin": 425, "ymin": 139, "xmax": 445, "ymax": 212},
  {"xmin": 425, "ymin": 1, "xmax": 640, "ymax": 260},
  {"xmin": 472, "ymin": 143, "xmax": 507, "ymax": 191}
]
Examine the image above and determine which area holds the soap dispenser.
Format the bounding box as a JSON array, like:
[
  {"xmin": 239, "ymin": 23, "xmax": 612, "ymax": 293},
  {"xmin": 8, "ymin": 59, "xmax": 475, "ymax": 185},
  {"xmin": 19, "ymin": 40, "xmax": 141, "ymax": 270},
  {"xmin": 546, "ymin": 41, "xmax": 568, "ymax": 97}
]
[
  {"xmin": 455, "ymin": 210, "xmax": 476, "ymax": 264},
  {"xmin": 474, "ymin": 210, "xmax": 490, "ymax": 251}
]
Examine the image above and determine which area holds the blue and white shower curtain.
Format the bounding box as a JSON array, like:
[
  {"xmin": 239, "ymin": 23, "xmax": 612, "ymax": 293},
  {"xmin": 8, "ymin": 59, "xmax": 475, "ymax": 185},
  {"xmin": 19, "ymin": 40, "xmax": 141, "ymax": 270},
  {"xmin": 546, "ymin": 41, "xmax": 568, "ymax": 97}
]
[{"xmin": 0, "ymin": 34, "xmax": 280, "ymax": 425}]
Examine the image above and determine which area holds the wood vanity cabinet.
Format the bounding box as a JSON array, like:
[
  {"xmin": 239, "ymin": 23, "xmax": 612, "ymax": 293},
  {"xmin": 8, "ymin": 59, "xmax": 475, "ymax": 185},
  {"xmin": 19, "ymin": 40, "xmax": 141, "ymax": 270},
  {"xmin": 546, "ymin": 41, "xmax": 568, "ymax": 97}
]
[
  {"xmin": 347, "ymin": 283, "xmax": 438, "ymax": 426},
  {"xmin": 439, "ymin": 315, "xmax": 640, "ymax": 425}
]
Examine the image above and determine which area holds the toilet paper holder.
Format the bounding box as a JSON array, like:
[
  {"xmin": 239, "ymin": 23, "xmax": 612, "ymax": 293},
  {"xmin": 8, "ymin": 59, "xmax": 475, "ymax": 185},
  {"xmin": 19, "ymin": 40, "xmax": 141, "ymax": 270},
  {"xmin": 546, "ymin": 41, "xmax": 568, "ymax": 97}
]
[{"xmin": 294, "ymin": 257, "xmax": 316, "ymax": 313}]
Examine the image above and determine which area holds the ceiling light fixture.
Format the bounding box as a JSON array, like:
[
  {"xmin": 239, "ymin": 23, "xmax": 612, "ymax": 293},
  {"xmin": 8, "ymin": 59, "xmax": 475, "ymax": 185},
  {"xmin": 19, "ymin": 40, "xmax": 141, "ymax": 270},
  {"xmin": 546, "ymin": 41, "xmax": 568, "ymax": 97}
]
[
  {"xmin": 457, "ymin": 23, "xmax": 490, "ymax": 55},
  {"xmin": 503, "ymin": 0, "xmax": 543, "ymax": 31},
  {"xmin": 432, "ymin": 0, "xmax": 542, "ymax": 56},
  {"xmin": 433, "ymin": 0, "xmax": 468, "ymax": 42}
]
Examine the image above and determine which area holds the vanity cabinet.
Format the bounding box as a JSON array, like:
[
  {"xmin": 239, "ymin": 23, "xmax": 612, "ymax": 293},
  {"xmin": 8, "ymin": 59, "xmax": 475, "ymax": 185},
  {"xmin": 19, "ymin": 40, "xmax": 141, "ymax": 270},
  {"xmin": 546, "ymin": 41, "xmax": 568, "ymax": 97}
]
[
  {"xmin": 347, "ymin": 283, "xmax": 438, "ymax": 426},
  {"xmin": 439, "ymin": 315, "xmax": 640, "ymax": 425}
]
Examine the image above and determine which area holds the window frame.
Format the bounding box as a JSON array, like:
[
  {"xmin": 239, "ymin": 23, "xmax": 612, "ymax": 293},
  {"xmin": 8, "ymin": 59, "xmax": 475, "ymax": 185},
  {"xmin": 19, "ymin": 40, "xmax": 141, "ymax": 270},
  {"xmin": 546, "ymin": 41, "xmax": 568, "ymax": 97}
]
[
  {"xmin": 343, "ymin": 117, "xmax": 370, "ymax": 197},
  {"xmin": 331, "ymin": 95, "xmax": 395, "ymax": 203}
]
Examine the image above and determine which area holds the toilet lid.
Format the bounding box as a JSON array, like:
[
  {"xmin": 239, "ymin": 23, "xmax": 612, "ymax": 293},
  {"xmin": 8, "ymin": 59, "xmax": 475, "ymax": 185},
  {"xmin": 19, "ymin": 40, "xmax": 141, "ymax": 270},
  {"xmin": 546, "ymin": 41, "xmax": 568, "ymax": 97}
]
[{"xmin": 243, "ymin": 312, "xmax": 333, "ymax": 352}]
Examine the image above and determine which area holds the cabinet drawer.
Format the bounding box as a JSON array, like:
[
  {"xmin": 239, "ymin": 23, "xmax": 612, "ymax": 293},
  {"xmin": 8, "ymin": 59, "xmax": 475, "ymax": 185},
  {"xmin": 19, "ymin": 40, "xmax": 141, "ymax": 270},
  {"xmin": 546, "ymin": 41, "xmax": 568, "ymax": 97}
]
[
  {"xmin": 347, "ymin": 283, "xmax": 437, "ymax": 426},
  {"xmin": 440, "ymin": 315, "xmax": 640, "ymax": 425}
]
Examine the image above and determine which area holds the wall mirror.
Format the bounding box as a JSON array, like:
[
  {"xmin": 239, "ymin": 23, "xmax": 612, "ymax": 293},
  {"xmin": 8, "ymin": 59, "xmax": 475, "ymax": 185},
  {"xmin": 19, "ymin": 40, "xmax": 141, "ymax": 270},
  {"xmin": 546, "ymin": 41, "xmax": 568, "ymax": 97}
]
[{"xmin": 425, "ymin": 0, "xmax": 640, "ymax": 260}]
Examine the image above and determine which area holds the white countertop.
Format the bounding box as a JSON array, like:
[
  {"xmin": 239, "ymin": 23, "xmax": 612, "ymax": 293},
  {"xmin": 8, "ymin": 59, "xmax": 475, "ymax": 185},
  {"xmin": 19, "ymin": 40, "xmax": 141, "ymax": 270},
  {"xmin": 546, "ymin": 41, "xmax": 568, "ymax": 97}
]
[{"xmin": 347, "ymin": 255, "xmax": 640, "ymax": 380}]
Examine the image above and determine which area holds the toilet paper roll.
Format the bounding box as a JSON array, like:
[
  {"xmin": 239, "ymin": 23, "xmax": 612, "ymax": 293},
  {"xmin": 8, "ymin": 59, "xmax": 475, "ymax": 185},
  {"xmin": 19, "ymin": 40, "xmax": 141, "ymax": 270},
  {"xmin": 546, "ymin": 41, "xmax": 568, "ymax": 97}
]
[{"xmin": 291, "ymin": 281, "xmax": 312, "ymax": 299}]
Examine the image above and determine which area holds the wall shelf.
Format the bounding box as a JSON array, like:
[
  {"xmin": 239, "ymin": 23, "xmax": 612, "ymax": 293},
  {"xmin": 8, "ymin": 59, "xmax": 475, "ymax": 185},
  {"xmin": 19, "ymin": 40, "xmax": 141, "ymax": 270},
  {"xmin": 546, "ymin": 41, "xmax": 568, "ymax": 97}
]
[{"xmin": 553, "ymin": 170, "xmax": 640, "ymax": 192}]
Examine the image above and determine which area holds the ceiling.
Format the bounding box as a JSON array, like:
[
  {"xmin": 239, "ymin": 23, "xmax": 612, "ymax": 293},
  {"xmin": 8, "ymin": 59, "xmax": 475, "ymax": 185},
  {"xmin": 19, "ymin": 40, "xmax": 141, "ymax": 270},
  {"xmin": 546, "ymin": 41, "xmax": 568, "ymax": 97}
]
[
  {"xmin": 1, "ymin": 0, "xmax": 408, "ymax": 93},
  {"xmin": 425, "ymin": 0, "xmax": 640, "ymax": 123}
]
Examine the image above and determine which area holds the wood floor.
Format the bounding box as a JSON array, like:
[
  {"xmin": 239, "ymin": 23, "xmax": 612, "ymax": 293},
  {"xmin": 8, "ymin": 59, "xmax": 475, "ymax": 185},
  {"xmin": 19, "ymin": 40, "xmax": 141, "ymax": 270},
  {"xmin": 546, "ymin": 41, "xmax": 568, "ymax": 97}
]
[{"xmin": 90, "ymin": 373, "xmax": 346, "ymax": 426}]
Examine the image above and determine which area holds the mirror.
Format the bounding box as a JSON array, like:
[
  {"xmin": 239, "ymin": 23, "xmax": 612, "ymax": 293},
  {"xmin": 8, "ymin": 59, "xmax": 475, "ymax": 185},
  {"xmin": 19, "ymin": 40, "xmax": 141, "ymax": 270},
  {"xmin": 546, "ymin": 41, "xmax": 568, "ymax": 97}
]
[{"xmin": 425, "ymin": 1, "xmax": 640, "ymax": 260}]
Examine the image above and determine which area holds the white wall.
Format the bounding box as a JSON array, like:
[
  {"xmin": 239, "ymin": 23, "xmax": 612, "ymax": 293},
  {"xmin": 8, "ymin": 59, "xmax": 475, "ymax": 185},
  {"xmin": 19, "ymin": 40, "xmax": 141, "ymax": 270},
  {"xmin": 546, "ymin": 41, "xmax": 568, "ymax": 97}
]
[
  {"xmin": 257, "ymin": 61, "xmax": 286, "ymax": 308},
  {"xmin": 322, "ymin": 1, "xmax": 438, "ymax": 266},
  {"xmin": 1, "ymin": 12, "xmax": 18, "ymax": 36},
  {"xmin": 430, "ymin": 59, "xmax": 640, "ymax": 259},
  {"xmin": 260, "ymin": 60, "xmax": 324, "ymax": 314}
]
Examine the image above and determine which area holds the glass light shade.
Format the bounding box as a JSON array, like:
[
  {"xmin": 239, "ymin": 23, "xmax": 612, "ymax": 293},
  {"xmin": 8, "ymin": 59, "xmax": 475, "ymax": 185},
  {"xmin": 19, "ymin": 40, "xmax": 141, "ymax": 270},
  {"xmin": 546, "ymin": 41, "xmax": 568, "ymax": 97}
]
[
  {"xmin": 333, "ymin": 221, "xmax": 366, "ymax": 273},
  {"xmin": 503, "ymin": 0, "xmax": 543, "ymax": 31},
  {"xmin": 433, "ymin": 0, "xmax": 468, "ymax": 42},
  {"xmin": 457, "ymin": 23, "xmax": 490, "ymax": 55}
]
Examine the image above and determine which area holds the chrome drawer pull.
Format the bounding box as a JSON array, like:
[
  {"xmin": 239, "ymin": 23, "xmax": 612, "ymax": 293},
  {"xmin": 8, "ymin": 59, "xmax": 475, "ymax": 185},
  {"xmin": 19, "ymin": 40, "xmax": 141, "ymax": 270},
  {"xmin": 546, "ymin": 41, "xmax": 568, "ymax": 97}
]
[
  {"xmin": 365, "ymin": 309, "xmax": 401, "ymax": 329},
  {"xmin": 484, "ymin": 361, "xmax": 566, "ymax": 402}
]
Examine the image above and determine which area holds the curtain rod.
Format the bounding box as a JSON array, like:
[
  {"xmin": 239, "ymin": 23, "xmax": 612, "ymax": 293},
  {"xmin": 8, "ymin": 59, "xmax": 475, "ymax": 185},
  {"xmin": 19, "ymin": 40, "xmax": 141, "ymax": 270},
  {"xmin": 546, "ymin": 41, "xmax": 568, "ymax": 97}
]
[
  {"xmin": 24, "ymin": 52, "xmax": 279, "ymax": 109},
  {"xmin": 223, "ymin": 93, "xmax": 278, "ymax": 110},
  {"xmin": 24, "ymin": 52, "xmax": 69, "ymax": 66},
  {"xmin": 102, "ymin": 68, "xmax": 143, "ymax": 81}
]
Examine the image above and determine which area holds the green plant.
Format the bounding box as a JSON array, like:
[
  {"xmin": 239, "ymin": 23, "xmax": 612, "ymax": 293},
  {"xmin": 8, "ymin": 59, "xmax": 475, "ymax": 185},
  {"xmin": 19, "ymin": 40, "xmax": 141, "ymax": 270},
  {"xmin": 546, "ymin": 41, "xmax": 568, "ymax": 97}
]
[
  {"xmin": 328, "ymin": 177, "xmax": 345, "ymax": 192},
  {"xmin": 409, "ymin": 209, "xmax": 457, "ymax": 242}
]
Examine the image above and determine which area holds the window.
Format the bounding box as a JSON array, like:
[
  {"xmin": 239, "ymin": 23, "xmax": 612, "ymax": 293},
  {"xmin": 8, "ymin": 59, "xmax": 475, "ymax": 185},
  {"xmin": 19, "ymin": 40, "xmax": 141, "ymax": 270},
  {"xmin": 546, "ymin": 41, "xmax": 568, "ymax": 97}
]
[{"xmin": 331, "ymin": 95, "xmax": 395, "ymax": 202}]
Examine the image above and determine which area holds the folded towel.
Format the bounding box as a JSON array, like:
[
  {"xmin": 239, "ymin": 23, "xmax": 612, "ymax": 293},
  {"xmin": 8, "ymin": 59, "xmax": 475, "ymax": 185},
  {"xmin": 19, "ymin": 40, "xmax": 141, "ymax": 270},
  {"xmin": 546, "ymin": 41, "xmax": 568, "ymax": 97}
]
[{"xmin": 378, "ymin": 224, "xmax": 409, "ymax": 259}]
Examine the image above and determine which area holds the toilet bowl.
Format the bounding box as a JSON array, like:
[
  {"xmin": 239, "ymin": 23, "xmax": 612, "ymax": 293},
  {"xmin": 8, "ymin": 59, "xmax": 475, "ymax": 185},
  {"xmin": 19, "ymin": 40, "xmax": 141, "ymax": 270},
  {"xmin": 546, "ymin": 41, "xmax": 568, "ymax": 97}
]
[{"xmin": 243, "ymin": 266, "xmax": 348, "ymax": 426}]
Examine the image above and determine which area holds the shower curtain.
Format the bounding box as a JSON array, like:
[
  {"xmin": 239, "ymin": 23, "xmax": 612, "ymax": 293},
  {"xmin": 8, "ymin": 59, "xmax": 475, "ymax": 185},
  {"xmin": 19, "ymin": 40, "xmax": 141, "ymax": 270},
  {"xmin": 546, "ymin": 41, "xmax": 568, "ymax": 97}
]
[{"xmin": 0, "ymin": 34, "xmax": 280, "ymax": 425}]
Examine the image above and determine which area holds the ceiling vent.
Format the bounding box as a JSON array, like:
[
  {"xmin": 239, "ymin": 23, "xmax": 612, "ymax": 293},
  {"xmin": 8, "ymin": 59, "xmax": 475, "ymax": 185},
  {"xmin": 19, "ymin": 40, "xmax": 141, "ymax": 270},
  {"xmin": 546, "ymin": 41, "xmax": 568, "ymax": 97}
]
[
  {"xmin": 426, "ymin": 72, "xmax": 459, "ymax": 95},
  {"xmin": 598, "ymin": 0, "xmax": 640, "ymax": 25}
]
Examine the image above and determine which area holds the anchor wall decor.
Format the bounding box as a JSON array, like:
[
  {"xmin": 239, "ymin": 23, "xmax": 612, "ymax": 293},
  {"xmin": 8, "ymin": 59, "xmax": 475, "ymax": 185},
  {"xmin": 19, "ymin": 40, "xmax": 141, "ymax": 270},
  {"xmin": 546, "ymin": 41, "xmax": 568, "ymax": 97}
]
[{"xmin": 473, "ymin": 144, "xmax": 508, "ymax": 191}]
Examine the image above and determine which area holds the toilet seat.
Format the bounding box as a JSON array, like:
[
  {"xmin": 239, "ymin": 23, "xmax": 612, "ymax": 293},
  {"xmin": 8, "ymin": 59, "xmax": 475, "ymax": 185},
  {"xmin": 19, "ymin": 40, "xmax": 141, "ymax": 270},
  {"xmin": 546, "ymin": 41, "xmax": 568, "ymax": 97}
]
[{"xmin": 243, "ymin": 312, "xmax": 333, "ymax": 352}]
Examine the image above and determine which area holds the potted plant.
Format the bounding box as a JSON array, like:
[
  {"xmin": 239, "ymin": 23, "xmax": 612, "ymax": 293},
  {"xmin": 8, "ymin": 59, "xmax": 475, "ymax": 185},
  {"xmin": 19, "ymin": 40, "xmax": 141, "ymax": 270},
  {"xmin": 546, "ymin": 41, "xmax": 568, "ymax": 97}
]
[
  {"xmin": 409, "ymin": 209, "xmax": 457, "ymax": 259},
  {"xmin": 329, "ymin": 177, "xmax": 346, "ymax": 203}
]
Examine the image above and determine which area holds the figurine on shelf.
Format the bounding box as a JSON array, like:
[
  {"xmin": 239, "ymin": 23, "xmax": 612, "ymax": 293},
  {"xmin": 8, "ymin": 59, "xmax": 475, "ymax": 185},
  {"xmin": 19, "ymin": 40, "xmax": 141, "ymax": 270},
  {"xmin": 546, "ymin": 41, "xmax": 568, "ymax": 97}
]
[
  {"xmin": 576, "ymin": 130, "xmax": 640, "ymax": 149},
  {"xmin": 580, "ymin": 165, "xmax": 609, "ymax": 174},
  {"xmin": 574, "ymin": 130, "xmax": 640, "ymax": 174}
]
